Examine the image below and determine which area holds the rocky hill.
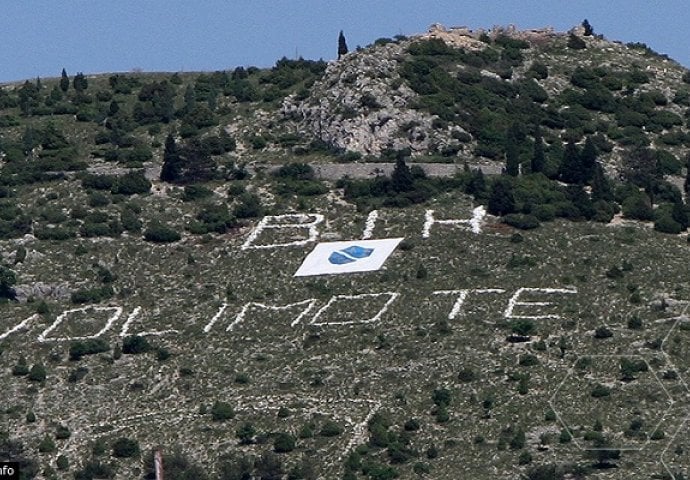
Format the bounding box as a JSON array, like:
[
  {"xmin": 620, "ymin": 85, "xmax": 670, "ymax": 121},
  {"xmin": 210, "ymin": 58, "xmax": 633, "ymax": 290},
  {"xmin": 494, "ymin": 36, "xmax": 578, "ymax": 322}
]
[
  {"xmin": 2, "ymin": 23, "xmax": 690, "ymax": 480},
  {"xmin": 283, "ymin": 23, "xmax": 690, "ymax": 172}
]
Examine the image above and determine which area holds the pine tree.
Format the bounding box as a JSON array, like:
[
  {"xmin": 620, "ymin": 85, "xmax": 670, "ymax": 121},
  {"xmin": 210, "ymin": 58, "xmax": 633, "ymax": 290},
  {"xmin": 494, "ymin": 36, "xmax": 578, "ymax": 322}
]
[
  {"xmin": 338, "ymin": 30, "xmax": 349, "ymax": 59},
  {"xmin": 160, "ymin": 134, "xmax": 182, "ymax": 182},
  {"xmin": 531, "ymin": 128, "xmax": 545, "ymax": 174},
  {"xmin": 60, "ymin": 68, "xmax": 69, "ymax": 92}
]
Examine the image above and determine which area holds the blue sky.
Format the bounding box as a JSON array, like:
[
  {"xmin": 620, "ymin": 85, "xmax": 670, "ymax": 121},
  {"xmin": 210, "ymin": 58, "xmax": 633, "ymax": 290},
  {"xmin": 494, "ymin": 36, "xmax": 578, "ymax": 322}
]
[{"xmin": 2, "ymin": 1, "xmax": 688, "ymax": 83}]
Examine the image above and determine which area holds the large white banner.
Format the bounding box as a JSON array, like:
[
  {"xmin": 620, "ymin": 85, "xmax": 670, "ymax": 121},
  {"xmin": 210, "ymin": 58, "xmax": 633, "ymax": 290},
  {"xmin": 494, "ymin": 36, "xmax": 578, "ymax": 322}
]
[{"xmin": 294, "ymin": 238, "xmax": 404, "ymax": 277}]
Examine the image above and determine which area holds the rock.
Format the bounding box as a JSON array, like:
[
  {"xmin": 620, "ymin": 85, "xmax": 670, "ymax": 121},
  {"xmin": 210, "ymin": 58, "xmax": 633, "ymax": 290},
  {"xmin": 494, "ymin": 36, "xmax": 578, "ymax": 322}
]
[{"xmin": 14, "ymin": 282, "xmax": 71, "ymax": 303}]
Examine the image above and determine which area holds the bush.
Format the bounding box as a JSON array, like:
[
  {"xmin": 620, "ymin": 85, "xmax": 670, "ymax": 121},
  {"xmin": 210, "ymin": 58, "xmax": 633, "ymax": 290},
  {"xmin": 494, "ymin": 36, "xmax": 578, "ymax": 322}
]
[
  {"xmin": 144, "ymin": 223, "xmax": 181, "ymax": 243},
  {"xmin": 591, "ymin": 384, "xmax": 611, "ymax": 397},
  {"xmin": 189, "ymin": 203, "xmax": 236, "ymax": 234},
  {"xmin": 12, "ymin": 357, "xmax": 29, "ymax": 376},
  {"xmin": 28, "ymin": 364, "xmax": 47, "ymax": 382},
  {"xmin": 233, "ymin": 192, "xmax": 263, "ymax": 218},
  {"xmin": 56, "ymin": 454, "xmax": 69, "ymax": 470},
  {"xmin": 81, "ymin": 174, "xmax": 115, "ymax": 190},
  {"xmin": 112, "ymin": 437, "xmax": 140, "ymax": 458},
  {"xmin": 211, "ymin": 401, "xmax": 235, "ymax": 421},
  {"xmin": 274, "ymin": 162, "xmax": 315, "ymax": 180},
  {"xmin": 69, "ymin": 338, "xmax": 110, "ymax": 360},
  {"xmin": 654, "ymin": 212, "xmax": 683, "ymax": 234},
  {"xmin": 594, "ymin": 326, "xmax": 613, "ymax": 339},
  {"xmin": 622, "ymin": 192, "xmax": 653, "ymax": 221},
  {"xmin": 87, "ymin": 191, "xmax": 110, "ymax": 207},
  {"xmin": 67, "ymin": 366, "xmax": 89, "ymax": 383},
  {"xmin": 511, "ymin": 319, "xmax": 535, "ymax": 336},
  {"xmin": 274, "ymin": 432, "xmax": 296, "ymax": 453},
  {"xmin": 70, "ymin": 285, "xmax": 114, "ymax": 304},
  {"xmin": 38, "ymin": 435, "xmax": 56, "ymax": 453},
  {"xmin": 55, "ymin": 424, "xmax": 71, "ymax": 439},
  {"xmin": 182, "ymin": 184, "xmax": 214, "ymax": 201},
  {"xmin": 320, "ymin": 420, "xmax": 345, "ymax": 437},
  {"xmin": 122, "ymin": 335, "xmax": 151, "ymax": 354},
  {"xmin": 502, "ymin": 213, "xmax": 540, "ymax": 230},
  {"xmin": 112, "ymin": 171, "xmax": 151, "ymax": 195}
]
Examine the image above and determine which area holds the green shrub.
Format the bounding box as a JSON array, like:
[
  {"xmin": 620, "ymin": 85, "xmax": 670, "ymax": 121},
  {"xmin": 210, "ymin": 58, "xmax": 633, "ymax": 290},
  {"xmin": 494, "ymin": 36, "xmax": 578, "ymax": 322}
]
[
  {"xmin": 120, "ymin": 208, "xmax": 142, "ymax": 232},
  {"xmin": 69, "ymin": 339, "xmax": 110, "ymax": 360},
  {"xmin": 112, "ymin": 171, "xmax": 151, "ymax": 195},
  {"xmin": 502, "ymin": 213, "xmax": 540, "ymax": 230},
  {"xmin": 12, "ymin": 357, "xmax": 29, "ymax": 376},
  {"xmin": 654, "ymin": 212, "xmax": 683, "ymax": 234},
  {"xmin": 274, "ymin": 162, "xmax": 315, "ymax": 180},
  {"xmin": 622, "ymin": 192, "xmax": 653, "ymax": 221},
  {"xmin": 70, "ymin": 285, "xmax": 114, "ymax": 304},
  {"xmin": 211, "ymin": 401, "xmax": 235, "ymax": 421},
  {"xmin": 182, "ymin": 184, "xmax": 214, "ymax": 201},
  {"xmin": 591, "ymin": 384, "xmax": 611, "ymax": 397},
  {"xmin": 34, "ymin": 227, "xmax": 76, "ymax": 240},
  {"xmin": 28, "ymin": 364, "xmax": 47, "ymax": 382},
  {"xmin": 55, "ymin": 424, "xmax": 71, "ymax": 439},
  {"xmin": 320, "ymin": 420, "xmax": 345, "ymax": 437},
  {"xmin": 594, "ymin": 326, "xmax": 613, "ymax": 339},
  {"xmin": 274, "ymin": 432, "xmax": 296, "ymax": 453},
  {"xmin": 38, "ymin": 435, "xmax": 56, "ymax": 453},
  {"xmin": 112, "ymin": 437, "xmax": 140, "ymax": 458},
  {"xmin": 81, "ymin": 174, "xmax": 116, "ymax": 190},
  {"xmin": 67, "ymin": 366, "xmax": 89, "ymax": 383},
  {"xmin": 122, "ymin": 335, "xmax": 151, "ymax": 354},
  {"xmin": 56, "ymin": 454, "xmax": 69, "ymax": 470},
  {"xmin": 144, "ymin": 224, "xmax": 181, "ymax": 243},
  {"xmin": 233, "ymin": 192, "xmax": 263, "ymax": 218}
]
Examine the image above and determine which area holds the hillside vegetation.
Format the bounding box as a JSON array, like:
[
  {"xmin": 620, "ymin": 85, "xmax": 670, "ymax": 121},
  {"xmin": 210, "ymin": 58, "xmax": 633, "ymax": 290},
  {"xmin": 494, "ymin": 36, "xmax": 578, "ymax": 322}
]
[{"xmin": 1, "ymin": 22, "xmax": 690, "ymax": 480}]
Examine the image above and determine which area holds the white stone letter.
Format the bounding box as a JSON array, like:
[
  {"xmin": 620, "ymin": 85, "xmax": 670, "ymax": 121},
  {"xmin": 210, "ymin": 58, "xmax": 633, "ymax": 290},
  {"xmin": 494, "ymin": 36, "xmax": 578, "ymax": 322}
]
[{"xmin": 504, "ymin": 288, "xmax": 577, "ymax": 320}]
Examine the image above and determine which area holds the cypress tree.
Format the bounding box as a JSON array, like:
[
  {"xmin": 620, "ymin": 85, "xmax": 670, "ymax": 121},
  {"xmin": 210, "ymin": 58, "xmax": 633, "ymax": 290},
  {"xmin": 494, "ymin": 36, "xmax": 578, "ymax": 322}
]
[
  {"xmin": 672, "ymin": 199, "xmax": 689, "ymax": 230},
  {"xmin": 505, "ymin": 138, "xmax": 520, "ymax": 176},
  {"xmin": 580, "ymin": 136, "xmax": 598, "ymax": 183},
  {"xmin": 73, "ymin": 72, "xmax": 88, "ymax": 92},
  {"xmin": 559, "ymin": 141, "xmax": 583, "ymax": 184},
  {"xmin": 160, "ymin": 134, "xmax": 181, "ymax": 182},
  {"xmin": 531, "ymin": 128, "xmax": 545, "ymax": 174},
  {"xmin": 505, "ymin": 123, "xmax": 523, "ymax": 176},
  {"xmin": 183, "ymin": 84, "xmax": 196, "ymax": 116},
  {"xmin": 582, "ymin": 19, "xmax": 594, "ymax": 36},
  {"xmin": 465, "ymin": 169, "xmax": 487, "ymax": 199},
  {"xmin": 488, "ymin": 179, "xmax": 516, "ymax": 216},
  {"xmin": 591, "ymin": 164, "xmax": 614, "ymax": 202},
  {"xmin": 338, "ymin": 30, "xmax": 349, "ymax": 59},
  {"xmin": 60, "ymin": 68, "xmax": 69, "ymax": 92},
  {"xmin": 391, "ymin": 156, "xmax": 414, "ymax": 192}
]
